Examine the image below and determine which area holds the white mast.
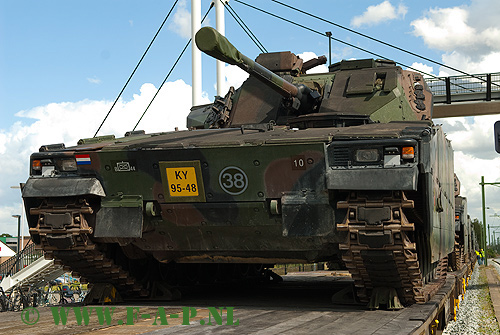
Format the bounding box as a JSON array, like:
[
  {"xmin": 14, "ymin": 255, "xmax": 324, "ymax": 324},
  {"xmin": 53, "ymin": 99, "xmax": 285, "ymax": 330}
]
[
  {"xmin": 191, "ymin": 0, "xmax": 202, "ymax": 106},
  {"xmin": 215, "ymin": 0, "xmax": 226, "ymax": 96}
]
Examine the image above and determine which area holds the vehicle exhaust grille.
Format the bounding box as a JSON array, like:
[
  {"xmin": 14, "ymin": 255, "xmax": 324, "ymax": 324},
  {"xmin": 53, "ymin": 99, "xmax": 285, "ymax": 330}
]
[{"xmin": 330, "ymin": 147, "xmax": 350, "ymax": 167}]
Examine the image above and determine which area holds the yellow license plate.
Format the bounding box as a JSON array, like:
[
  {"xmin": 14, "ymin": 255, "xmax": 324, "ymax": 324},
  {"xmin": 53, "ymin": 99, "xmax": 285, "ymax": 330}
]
[
  {"xmin": 159, "ymin": 161, "xmax": 206, "ymax": 202},
  {"xmin": 166, "ymin": 167, "xmax": 199, "ymax": 196}
]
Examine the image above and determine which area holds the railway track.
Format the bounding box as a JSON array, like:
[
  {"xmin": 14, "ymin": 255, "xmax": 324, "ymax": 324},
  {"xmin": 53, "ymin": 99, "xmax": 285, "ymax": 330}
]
[{"xmin": 0, "ymin": 267, "xmax": 472, "ymax": 335}]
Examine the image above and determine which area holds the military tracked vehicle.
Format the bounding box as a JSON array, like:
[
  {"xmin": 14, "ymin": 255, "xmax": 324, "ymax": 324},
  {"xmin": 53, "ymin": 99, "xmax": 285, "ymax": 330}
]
[
  {"xmin": 23, "ymin": 27, "xmax": 457, "ymax": 307},
  {"xmin": 451, "ymin": 175, "xmax": 473, "ymax": 271}
]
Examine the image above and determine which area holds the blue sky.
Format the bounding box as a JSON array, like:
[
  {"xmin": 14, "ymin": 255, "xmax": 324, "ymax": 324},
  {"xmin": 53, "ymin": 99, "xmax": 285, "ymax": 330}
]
[
  {"xmin": 1, "ymin": 0, "xmax": 500, "ymax": 237},
  {"xmin": 0, "ymin": 0, "xmax": 446, "ymax": 119}
]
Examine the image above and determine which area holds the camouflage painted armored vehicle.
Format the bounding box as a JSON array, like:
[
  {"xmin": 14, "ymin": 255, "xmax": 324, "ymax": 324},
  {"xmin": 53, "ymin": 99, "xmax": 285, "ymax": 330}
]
[
  {"xmin": 451, "ymin": 175, "xmax": 473, "ymax": 271},
  {"xmin": 22, "ymin": 27, "xmax": 456, "ymax": 307}
]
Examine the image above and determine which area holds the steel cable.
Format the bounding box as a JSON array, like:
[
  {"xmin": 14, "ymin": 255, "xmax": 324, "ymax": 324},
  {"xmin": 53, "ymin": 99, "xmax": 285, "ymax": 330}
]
[
  {"xmin": 94, "ymin": 0, "xmax": 179, "ymax": 137},
  {"xmin": 132, "ymin": 3, "xmax": 214, "ymax": 130}
]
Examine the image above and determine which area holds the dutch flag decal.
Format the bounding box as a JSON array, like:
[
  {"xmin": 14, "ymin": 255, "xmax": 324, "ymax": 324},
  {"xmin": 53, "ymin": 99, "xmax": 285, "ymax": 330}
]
[{"xmin": 75, "ymin": 154, "xmax": 91, "ymax": 165}]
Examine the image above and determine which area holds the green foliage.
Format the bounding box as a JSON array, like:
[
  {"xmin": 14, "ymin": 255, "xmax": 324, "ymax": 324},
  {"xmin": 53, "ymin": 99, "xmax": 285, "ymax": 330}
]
[
  {"xmin": 0, "ymin": 233, "xmax": 12, "ymax": 237},
  {"xmin": 486, "ymin": 247, "xmax": 497, "ymax": 258},
  {"xmin": 472, "ymin": 218, "xmax": 484, "ymax": 249}
]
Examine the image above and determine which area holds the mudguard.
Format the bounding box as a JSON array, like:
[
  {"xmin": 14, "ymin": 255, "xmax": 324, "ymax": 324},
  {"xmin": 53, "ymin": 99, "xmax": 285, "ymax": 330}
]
[{"xmin": 22, "ymin": 177, "xmax": 106, "ymax": 198}]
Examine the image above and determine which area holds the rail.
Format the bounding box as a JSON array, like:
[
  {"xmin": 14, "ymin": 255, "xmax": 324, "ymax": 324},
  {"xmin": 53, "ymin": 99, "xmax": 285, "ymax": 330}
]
[
  {"xmin": 0, "ymin": 243, "xmax": 43, "ymax": 280},
  {"xmin": 427, "ymin": 72, "xmax": 500, "ymax": 104}
]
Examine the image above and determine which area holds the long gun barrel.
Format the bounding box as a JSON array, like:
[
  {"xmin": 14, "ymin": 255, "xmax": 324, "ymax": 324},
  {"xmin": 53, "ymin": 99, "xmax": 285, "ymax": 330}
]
[{"xmin": 195, "ymin": 27, "xmax": 319, "ymax": 108}]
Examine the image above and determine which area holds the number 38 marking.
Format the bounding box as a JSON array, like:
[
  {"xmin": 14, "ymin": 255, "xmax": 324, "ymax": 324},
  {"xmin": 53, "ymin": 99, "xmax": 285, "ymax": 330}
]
[{"xmin": 219, "ymin": 166, "xmax": 248, "ymax": 195}]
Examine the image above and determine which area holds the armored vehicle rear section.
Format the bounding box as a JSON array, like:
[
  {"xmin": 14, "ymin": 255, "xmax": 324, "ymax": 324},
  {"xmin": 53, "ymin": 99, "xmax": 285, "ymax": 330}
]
[
  {"xmin": 22, "ymin": 27, "xmax": 456, "ymax": 307},
  {"xmin": 452, "ymin": 184, "xmax": 473, "ymax": 271}
]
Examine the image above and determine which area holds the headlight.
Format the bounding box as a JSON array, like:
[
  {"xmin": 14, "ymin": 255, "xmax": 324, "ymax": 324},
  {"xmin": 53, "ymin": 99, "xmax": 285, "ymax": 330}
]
[
  {"xmin": 355, "ymin": 149, "xmax": 380, "ymax": 162},
  {"xmin": 59, "ymin": 158, "xmax": 77, "ymax": 171}
]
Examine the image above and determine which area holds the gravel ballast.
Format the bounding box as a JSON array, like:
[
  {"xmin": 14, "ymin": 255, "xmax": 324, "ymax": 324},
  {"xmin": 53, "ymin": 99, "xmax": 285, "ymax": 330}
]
[{"xmin": 443, "ymin": 264, "xmax": 500, "ymax": 334}]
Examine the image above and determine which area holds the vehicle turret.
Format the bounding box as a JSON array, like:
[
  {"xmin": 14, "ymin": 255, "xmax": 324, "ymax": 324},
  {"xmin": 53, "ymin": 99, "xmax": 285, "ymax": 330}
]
[
  {"xmin": 189, "ymin": 27, "xmax": 433, "ymax": 129},
  {"xmin": 195, "ymin": 27, "xmax": 321, "ymax": 117}
]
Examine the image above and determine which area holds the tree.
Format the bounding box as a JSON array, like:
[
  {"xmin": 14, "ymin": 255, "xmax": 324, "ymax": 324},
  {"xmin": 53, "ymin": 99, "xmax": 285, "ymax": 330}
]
[
  {"xmin": 0, "ymin": 233, "xmax": 12, "ymax": 237},
  {"xmin": 472, "ymin": 218, "xmax": 483, "ymax": 250}
]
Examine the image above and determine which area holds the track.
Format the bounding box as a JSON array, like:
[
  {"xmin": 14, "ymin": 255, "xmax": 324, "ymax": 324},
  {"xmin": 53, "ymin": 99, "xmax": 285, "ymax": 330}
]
[
  {"xmin": 30, "ymin": 199, "xmax": 150, "ymax": 298},
  {"xmin": 337, "ymin": 191, "xmax": 449, "ymax": 306}
]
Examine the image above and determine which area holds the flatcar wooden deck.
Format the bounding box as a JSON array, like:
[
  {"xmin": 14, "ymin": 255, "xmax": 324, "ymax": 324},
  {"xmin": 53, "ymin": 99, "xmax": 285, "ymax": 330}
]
[{"xmin": 0, "ymin": 268, "xmax": 471, "ymax": 335}]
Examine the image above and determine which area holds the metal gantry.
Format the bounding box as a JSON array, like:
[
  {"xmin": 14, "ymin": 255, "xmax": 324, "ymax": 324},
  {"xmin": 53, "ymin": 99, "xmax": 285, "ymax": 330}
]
[
  {"xmin": 428, "ymin": 72, "xmax": 500, "ymax": 118},
  {"xmin": 427, "ymin": 72, "xmax": 500, "ymax": 103},
  {"xmin": 480, "ymin": 176, "xmax": 500, "ymax": 266}
]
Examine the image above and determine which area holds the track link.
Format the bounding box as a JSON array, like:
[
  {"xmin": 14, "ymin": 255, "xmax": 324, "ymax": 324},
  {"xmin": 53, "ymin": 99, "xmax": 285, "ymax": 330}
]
[
  {"xmin": 449, "ymin": 234, "xmax": 465, "ymax": 271},
  {"xmin": 30, "ymin": 199, "xmax": 148, "ymax": 297},
  {"xmin": 338, "ymin": 191, "xmax": 446, "ymax": 305}
]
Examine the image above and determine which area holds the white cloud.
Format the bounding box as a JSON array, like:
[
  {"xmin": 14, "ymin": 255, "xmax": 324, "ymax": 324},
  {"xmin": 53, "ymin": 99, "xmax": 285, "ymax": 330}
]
[
  {"xmin": 87, "ymin": 77, "xmax": 101, "ymax": 84},
  {"xmin": 298, "ymin": 52, "xmax": 329, "ymax": 74},
  {"xmin": 15, "ymin": 80, "xmax": 206, "ymax": 138},
  {"xmin": 351, "ymin": 1, "xmax": 408, "ymax": 28},
  {"xmin": 411, "ymin": 4, "xmax": 500, "ymax": 56},
  {"xmin": 0, "ymin": 80, "xmax": 210, "ymax": 236},
  {"xmin": 437, "ymin": 115, "xmax": 499, "ymax": 160},
  {"xmin": 441, "ymin": 51, "xmax": 500, "ymax": 75},
  {"xmin": 451, "ymin": 149, "xmax": 500, "ymax": 222},
  {"xmin": 436, "ymin": 115, "xmax": 500, "ymax": 222},
  {"xmin": 407, "ymin": 62, "xmax": 434, "ymax": 77},
  {"xmin": 412, "ymin": 7, "xmax": 473, "ymax": 53},
  {"xmin": 220, "ymin": 64, "xmax": 249, "ymax": 95},
  {"xmin": 0, "ymin": 204, "xmax": 24, "ymax": 239},
  {"xmin": 411, "ymin": 1, "xmax": 500, "ymax": 74},
  {"xmin": 409, "ymin": 1, "xmax": 500, "ymax": 223},
  {"xmin": 169, "ymin": 0, "xmax": 191, "ymax": 39},
  {"xmin": 410, "ymin": 1, "xmax": 500, "ymax": 223}
]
